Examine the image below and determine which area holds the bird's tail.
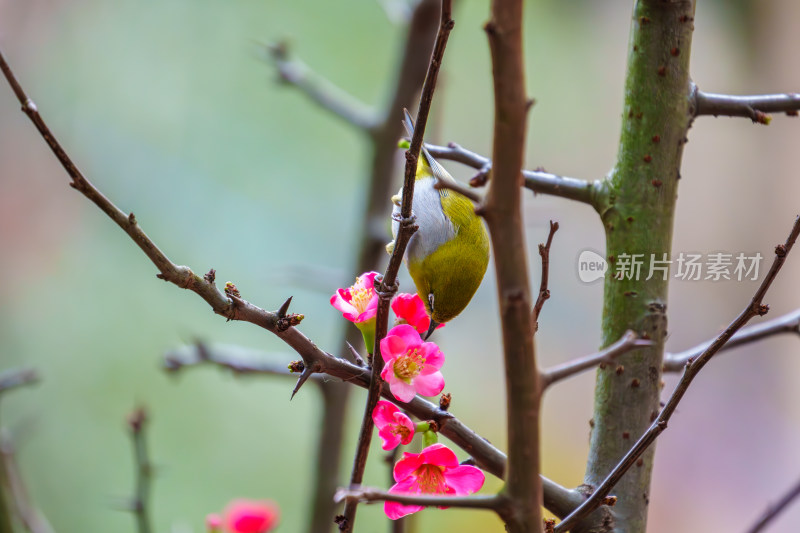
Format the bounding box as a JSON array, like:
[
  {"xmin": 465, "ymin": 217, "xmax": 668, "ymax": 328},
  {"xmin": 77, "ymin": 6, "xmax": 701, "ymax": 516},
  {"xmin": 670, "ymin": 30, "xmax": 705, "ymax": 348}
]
[{"xmin": 401, "ymin": 109, "xmax": 455, "ymax": 185}]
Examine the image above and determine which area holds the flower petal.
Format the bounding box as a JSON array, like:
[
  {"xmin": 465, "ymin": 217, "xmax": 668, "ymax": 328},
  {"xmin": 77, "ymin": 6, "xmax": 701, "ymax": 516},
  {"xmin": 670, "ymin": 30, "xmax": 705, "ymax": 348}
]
[
  {"xmin": 393, "ymin": 451, "xmax": 425, "ymax": 482},
  {"xmin": 393, "ymin": 412, "xmax": 415, "ymax": 445},
  {"xmin": 330, "ymin": 291, "xmax": 358, "ymax": 321},
  {"xmin": 387, "ymin": 324, "xmax": 422, "ymax": 349},
  {"xmin": 372, "ymin": 401, "xmax": 399, "ymax": 426},
  {"xmin": 411, "ymin": 371, "xmax": 444, "ymax": 398},
  {"xmin": 385, "ymin": 478, "xmax": 424, "ymax": 520},
  {"xmin": 380, "ymin": 334, "xmax": 408, "ymax": 363},
  {"xmin": 388, "ymin": 379, "xmax": 417, "ymax": 403},
  {"xmin": 223, "ymin": 499, "xmax": 279, "ymax": 533},
  {"xmin": 419, "ymin": 443, "xmax": 460, "ymax": 468},
  {"xmin": 378, "ymin": 425, "xmax": 401, "ymax": 450},
  {"xmin": 444, "ymin": 465, "xmax": 486, "ymax": 495},
  {"xmin": 419, "ymin": 343, "xmax": 444, "ymax": 370}
]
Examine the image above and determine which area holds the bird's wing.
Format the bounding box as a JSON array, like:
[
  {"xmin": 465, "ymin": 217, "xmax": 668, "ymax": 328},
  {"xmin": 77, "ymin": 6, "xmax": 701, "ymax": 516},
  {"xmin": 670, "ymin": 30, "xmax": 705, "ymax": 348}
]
[{"xmin": 401, "ymin": 108, "xmax": 456, "ymax": 185}]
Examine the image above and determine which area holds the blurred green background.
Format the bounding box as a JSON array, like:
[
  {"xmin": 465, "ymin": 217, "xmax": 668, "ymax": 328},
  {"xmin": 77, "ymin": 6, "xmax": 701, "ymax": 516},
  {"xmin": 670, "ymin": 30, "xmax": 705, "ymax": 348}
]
[{"xmin": 1, "ymin": 0, "xmax": 799, "ymax": 531}]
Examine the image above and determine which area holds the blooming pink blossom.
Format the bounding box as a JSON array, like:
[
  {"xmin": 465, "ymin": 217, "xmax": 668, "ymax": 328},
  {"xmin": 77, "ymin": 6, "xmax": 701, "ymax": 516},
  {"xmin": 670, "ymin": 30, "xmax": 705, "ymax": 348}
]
[
  {"xmin": 206, "ymin": 514, "xmax": 223, "ymax": 532},
  {"xmin": 372, "ymin": 400, "xmax": 415, "ymax": 450},
  {"xmin": 384, "ymin": 443, "xmax": 485, "ymax": 519},
  {"xmin": 330, "ymin": 271, "xmax": 380, "ymax": 324},
  {"xmin": 380, "ymin": 324, "xmax": 444, "ymax": 403},
  {"xmin": 391, "ymin": 293, "xmax": 444, "ymax": 335},
  {"xmin": 222, "ymin": 499, "xmax": 279, "ymax": 533}
]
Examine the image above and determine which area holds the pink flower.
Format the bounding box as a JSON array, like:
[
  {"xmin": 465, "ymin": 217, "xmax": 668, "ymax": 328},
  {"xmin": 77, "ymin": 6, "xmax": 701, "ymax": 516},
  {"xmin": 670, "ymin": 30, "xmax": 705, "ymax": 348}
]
[
  {"xmin": 384, "ymin": 443, "xmax": 485, "ymax": 519},
  {"xmin": 373, "ymin": 400, "xmax": 415, "ymax": 450},
  {"xmin": 330, "ymin": 271, "xmax": 380, "ymax": 324},
  {"xmin": 222, "ymin": 499, "xmax": 279, "ymax": 533},
  {"xmin": 206, "ymin": 514, "xmax": 223, "ymax": 532},
  {"xmin": 380, "ymin": 324, "xmax": 444, "ymax": 403},
  {"xmin": 391, "ymin": 293, "xmax": 444, "ymax": 335}
]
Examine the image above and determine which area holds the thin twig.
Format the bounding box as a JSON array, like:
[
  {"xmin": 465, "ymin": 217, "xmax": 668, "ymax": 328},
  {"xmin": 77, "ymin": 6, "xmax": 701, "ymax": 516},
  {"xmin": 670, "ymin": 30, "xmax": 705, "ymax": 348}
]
[
  {"xmin": 555, "ymin": 216, "xmax": 800, "ymax": 532},
  {"xmin": 693, "ymin": 84, "xmax": 800, "ymax": 123},
  {"xmin": 126, "ymin": 408, "xmax": 152, "ymax": 533},
  {"xmin": 265, "ymin": 42, "xmax": 379, "ymax": 132},
  {"xmin": 541, "ymin": 331, "xmax": 652, "ymax": 389},
  {"xmin": 532, "ymin": 221, "xmax": 559, "ymax": 332},
  {"xmin": 164, "ymin": 343, "xmax": 310, "ymax": 378},
  {"xmin": 423, "ymin": 142, "xmax": 603, "ymax": 209},
  {"xmin": 432, "ymin": 178, "xmax": 482, "ymax": 203},
  {"xmin": 335, "ymin": 487, "xmax": 504, "ymax": 512},
  {"xmin": 744, "ymin": 475, "xmax": 800, "ymax": 533},
  {"xmin": 0, "ymin": 432, "xmax": 55, "ymax": 533},
  {"xmin": 341, "ymin": 2, "xmax": 453, "ymax": 530},
  {"xmin": 663, "ymin": 308, "xmax": 800, "ymax": 371}
]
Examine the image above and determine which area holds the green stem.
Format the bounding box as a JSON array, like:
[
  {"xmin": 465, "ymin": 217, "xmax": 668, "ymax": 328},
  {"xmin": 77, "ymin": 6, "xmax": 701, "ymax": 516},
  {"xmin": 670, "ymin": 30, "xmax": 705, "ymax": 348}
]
[
  {"xmin": 421, "ymin": 431, "xmax": 438, "ymax": 448},
  {"xmin": 581, "ymin": 2, "xmax": 696, "ymax": 532}
]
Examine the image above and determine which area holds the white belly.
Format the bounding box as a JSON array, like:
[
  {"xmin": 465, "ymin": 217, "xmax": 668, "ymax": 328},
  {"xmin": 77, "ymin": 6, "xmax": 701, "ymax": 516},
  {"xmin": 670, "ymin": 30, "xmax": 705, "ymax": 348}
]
[{"xmin": 391, "ymin": 177, "xmax": 455, "ymax": 264}]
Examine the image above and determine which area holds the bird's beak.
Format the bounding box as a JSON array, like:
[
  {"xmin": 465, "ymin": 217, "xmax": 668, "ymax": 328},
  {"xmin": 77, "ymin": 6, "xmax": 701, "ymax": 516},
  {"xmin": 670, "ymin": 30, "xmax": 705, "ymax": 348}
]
[{"xmin": 424, "ymin": 320, "xmax": 440, "ymax": 341}]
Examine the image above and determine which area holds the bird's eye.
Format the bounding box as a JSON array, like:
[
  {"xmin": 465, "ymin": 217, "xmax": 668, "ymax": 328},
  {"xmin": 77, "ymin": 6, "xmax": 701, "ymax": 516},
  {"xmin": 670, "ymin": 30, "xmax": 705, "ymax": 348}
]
[{"xmin": 428, "ymin": 293, "xmax": 435, "ymax": 311}]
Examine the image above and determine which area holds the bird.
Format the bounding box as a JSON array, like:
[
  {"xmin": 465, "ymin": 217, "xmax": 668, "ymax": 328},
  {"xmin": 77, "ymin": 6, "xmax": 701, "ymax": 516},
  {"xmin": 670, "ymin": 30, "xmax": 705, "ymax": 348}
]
[{"xmin": 386, "ymin": 110, "xmax": 490, "ymax": 339}]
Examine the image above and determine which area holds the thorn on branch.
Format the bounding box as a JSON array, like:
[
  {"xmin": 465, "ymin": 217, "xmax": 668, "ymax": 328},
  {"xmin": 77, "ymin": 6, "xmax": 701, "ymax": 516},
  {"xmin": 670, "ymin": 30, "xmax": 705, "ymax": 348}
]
[
  {"xmin": 345, "ymin": 342, "xmax": 366, "ymax": 367},
  {"xmin": 277, "ymin": 296, "xmax": 293, "ymax": 318},
  {"xmin": 204, "ymin": 269, "xmax": 216, "ymax": 284},
  {"xmin": 291, "ymin": 363, "xmax": 318, "ymax": 400}
]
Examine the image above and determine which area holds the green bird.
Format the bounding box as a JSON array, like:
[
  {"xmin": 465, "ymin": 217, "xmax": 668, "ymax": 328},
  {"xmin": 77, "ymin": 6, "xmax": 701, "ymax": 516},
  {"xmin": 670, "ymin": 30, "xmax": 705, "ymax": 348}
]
[{"xmin": 387, "ymin": 111, "xmax": 490, "ymax": 339}]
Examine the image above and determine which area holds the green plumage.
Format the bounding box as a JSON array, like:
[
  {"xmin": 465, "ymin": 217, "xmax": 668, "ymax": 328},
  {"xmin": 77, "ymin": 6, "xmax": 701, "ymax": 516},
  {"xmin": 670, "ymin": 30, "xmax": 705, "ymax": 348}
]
[{"xmin": 393, "ymin": 111, "xmax": 490, "ymax": 324}]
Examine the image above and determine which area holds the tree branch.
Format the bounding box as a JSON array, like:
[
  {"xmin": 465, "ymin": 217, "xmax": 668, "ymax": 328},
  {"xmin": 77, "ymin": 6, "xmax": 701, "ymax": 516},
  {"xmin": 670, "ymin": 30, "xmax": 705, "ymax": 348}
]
[
  {"xmin": 744, "ymin": 475, "xmax": 800, "ymax": 533},
  {"xmin": 556, "ymin": 216, "xmax": 800, "ymax": 532},
  {"xmin": 693, "ymin": 84, "xmax": 800, "ymax": 123},
  {"xmin": 334, "ymin": 486, "xmax": 505, "ymax": 512},
  {"xmin": 432, "ymin": 178, "xmax": 482, "ymax": 203},
  {"xmin": 663, "ymin": 308, "xmax": 800, "ymax": 371},
  {"xmin": 340, "ymin": 2, "xmax": 453, "ymax": 529},
  {"xmin": 126, "ymin": 408, "xmax": 152, "ymax": 533},
  {"xmin": 163, "ymin": 343, "xmax": 314, "ymax": 380},
  {"xmin": 0, "ymin": 369, "xmax": 38, "ymax": 396},
  {"xmin": 532, "ymin": 221, "xmax": 559, "ymax": 332},
  {"xmin": 423, "ymin": 142, "xmax": 604, "ymax": 209},
  {"xmin": 541, "ymin": 331, "xmax": 653, "ymax": 389},
  {"xmin": 264, "ymin": 42, "xmax": 379, "ymax": 132},
  {"xmin": 483, "ymin": 0, "xmax": 541, "ymax": 530},
  {"xmin": 0, "ymin": 432, "xmax": 55, "ymax": 533},
  {"xmin": 582, "ymin": 4, "xmax": 699, "ymax": 531}
]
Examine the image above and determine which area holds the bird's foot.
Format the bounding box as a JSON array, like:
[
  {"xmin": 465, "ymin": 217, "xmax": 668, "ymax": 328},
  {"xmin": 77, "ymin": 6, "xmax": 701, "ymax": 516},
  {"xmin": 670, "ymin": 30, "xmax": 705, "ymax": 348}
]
[{"xmin": 373, "ymin": 274, "xmax": 399, "ymax": 302}]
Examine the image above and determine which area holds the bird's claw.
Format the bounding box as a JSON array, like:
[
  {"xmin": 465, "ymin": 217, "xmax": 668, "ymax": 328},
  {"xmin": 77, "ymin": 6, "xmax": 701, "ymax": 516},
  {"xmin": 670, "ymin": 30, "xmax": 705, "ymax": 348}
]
[{"xmin": 373, "ymin": 274, "xmax": 399, "ymax": 301}]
